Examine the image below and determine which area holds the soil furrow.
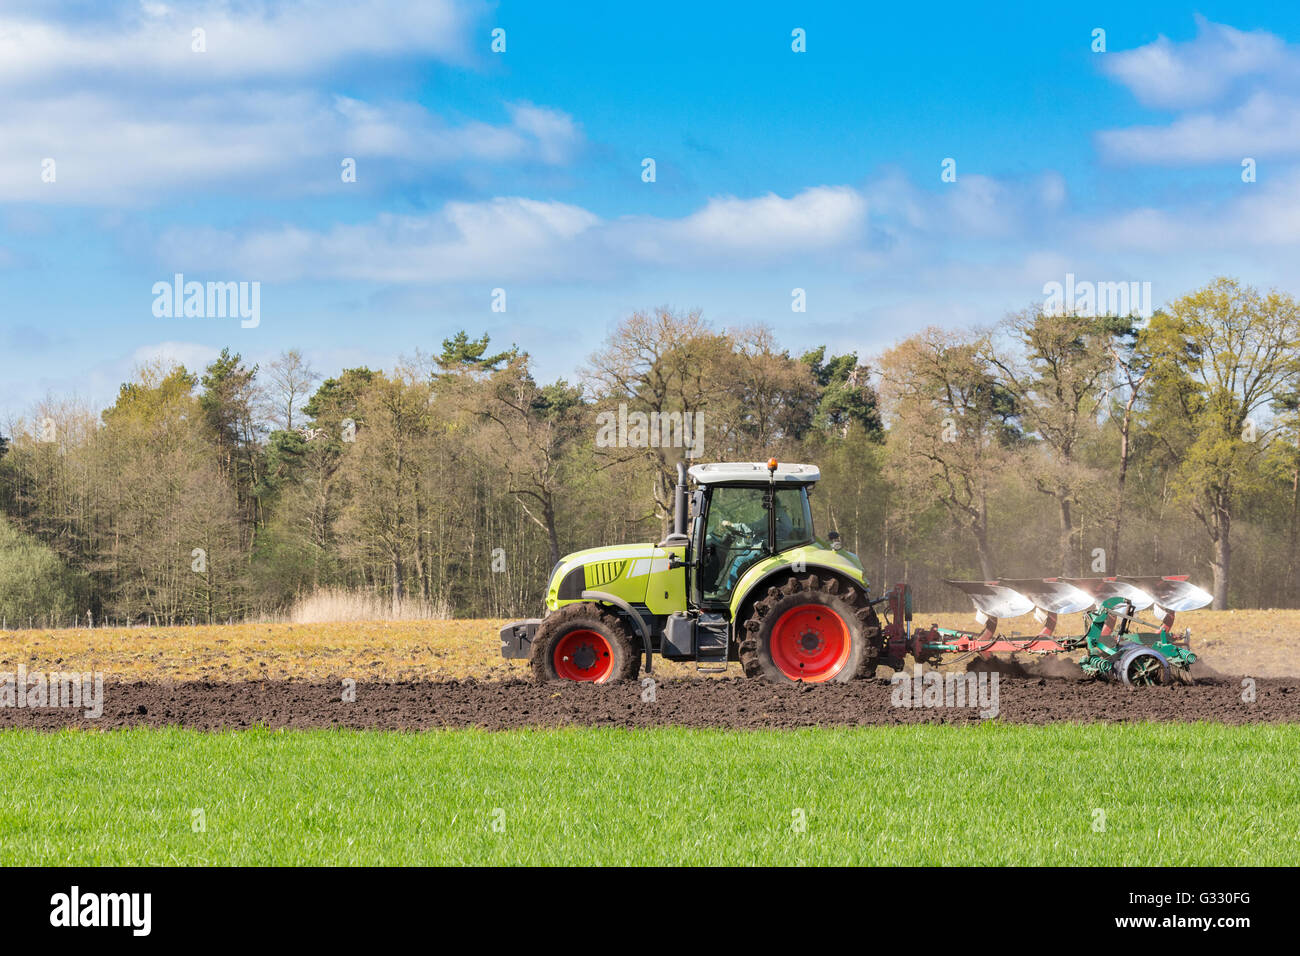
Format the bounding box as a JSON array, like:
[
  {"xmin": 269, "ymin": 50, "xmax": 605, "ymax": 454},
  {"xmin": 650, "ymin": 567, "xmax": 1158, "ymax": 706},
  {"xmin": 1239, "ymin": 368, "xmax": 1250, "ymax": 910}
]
[{"xmin": 1, "ymin": 674, "xmax": 1295, "ymax": 730}]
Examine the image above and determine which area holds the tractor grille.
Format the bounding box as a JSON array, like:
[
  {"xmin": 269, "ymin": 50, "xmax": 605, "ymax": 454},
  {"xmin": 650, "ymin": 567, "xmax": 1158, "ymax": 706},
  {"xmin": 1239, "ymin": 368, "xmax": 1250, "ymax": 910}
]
[{"xmin": 583, "ymin": 560, "xmax": 627, "ymax": 588}]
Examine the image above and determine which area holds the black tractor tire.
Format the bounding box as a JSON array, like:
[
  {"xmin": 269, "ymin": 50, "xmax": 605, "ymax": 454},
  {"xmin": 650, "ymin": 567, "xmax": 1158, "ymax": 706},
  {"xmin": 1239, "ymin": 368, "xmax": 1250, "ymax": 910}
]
[
  {"xmin": 530, "ymin": 602, "xmax": 641, "ymax": 684},
  {"xmin": 739, "ymin": 574, "xmax": 881, "ymax": 684}
]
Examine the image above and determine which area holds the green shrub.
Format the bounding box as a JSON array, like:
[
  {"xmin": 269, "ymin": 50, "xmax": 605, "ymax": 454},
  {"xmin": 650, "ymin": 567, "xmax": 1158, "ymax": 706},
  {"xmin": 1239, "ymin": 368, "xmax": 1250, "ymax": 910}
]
[{"xmin": 0, "ymin": 518, "xmax": 85, "ymax": 625}]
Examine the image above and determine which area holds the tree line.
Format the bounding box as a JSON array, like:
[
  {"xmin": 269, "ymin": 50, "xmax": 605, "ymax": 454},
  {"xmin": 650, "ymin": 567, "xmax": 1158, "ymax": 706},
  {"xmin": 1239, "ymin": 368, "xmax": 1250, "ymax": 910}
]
[{"xmin": 2, "ymin": 276, "xmax": 1298, "ymax": 624}]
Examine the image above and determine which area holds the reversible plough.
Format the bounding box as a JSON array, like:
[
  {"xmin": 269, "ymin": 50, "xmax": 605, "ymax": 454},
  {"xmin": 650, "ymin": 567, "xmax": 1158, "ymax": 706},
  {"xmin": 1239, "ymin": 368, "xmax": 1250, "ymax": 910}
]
[{"xmin": 879, "ymin": 575, "xmax": 1215, "ymax": 686}]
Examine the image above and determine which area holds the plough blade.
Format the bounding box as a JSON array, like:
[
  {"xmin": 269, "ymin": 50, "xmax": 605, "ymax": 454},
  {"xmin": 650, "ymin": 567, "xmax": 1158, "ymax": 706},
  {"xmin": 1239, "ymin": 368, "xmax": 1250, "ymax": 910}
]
[
  {"xmin": 1118, "ymin": 575, "xmax": 1213, "ymax": 613},
  {"xmin": 997, "ymin": 578, "xmax": 1095, "ymax": 615},
  {"xmin": 946, "ymin": 581, "xmax": 1035, "ymax": 620},
  {"xmin": 1060, "ymin": 577, "xmax": 1157, "ymax": 611}
]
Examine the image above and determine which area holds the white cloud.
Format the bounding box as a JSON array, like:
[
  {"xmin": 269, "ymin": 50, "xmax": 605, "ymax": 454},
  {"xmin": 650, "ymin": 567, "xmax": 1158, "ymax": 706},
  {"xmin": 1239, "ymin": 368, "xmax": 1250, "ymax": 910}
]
[
  {"xmin": 1100, "ymin": 15, "xmax": 1291, "ymax": 109},
  {"xmin": 1098, "ymin": 17, "xmax": 1300, "ymax": 165},
  {"xmin": 0, "ymin": 2, "xmax": 572, "ymax": 204},
  {"xmin": 613, "ymin": 187, "xmax": 868, "ymax": 265},
  {"xmin": 505, "ymin": 103, "xmax": 583, "ymax": 165},
  {"xmin": 334, "ymin": 98, "xmax": 581, "ymax": 167},
  {"xmin": 863, "ymin": 169, "xmax": 1067, "ymax": 245},
  {"xmin": 671, "ymin": 187, "xmax": 865, "ymax": 248},
  {"xmin": 157, "ymin": 187, "xmax": 875, "ymax": 280},
  {"xmin": 0, "ymin": 1, "xmax": 481, "ymax": 89},
  {"xmin": 0, "ymin": 92, "xmax": 584, "ymax": 203},
  {"xmin": 943, "ymin": 175, "xmax": 1021, "ymax": 238},
  {"xmin": 161, "ymin": 198, "xmax": 603, "ymax": 282},
  {"xmin": 151, "ymin": 173, "xmax": 1091, "ymax": 283},
  {"xmin": 1081, "ymin": 172, "xmax": 1300, "ymax": 250},
  {"xmin": 1098, "ymin": 90, "xmax": 1300, "ymax": 164}
]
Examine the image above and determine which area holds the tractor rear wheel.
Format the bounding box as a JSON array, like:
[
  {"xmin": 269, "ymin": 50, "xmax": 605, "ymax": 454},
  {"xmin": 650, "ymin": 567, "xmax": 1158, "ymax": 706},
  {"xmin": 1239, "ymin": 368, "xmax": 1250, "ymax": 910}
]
[
  {"xmin": 530, "ymin": 602, "xmax": 641, "ymax": 683},
  {"xmin": 739, "ymin": 574, "xmax": 880, "ymax": 684}
]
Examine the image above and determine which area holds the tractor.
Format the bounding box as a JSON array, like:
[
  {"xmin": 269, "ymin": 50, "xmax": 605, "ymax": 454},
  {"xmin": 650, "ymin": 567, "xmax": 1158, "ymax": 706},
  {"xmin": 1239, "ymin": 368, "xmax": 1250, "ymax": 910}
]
[
  {"xmin": 500, "ymin": 458, "xmax": 1216, "ymax": 687},
  {"xmin": 500, "ymin": 459, "xmax": 882, "ymax": 683}
]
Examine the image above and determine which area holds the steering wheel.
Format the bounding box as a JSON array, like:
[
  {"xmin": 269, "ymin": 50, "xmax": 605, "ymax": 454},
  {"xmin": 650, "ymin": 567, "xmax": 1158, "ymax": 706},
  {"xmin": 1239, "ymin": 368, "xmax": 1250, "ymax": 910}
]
[{"xmin": 719, "ymin": 519, "xmax": 756, "ymax": 544}]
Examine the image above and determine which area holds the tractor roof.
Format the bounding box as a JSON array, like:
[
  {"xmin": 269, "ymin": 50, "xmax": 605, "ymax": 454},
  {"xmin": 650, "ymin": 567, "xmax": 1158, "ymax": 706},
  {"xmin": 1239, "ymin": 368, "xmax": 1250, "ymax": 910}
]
[{"xmin": 687, "ymin": 461, "xmax": 820, "ymax": 486}]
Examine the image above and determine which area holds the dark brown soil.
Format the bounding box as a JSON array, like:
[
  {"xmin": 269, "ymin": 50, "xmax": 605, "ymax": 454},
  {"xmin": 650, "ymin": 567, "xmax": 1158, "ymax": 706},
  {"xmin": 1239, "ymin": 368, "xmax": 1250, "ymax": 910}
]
[{"xmin": 1, "ymin": 673, "xmax": 1296, "ymax": 730}]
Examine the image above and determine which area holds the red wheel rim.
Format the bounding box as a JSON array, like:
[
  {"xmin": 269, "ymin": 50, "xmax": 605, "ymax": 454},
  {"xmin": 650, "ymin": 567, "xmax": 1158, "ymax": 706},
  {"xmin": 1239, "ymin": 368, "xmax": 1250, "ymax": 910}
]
[
  {"xmin": 770, "ymin": 604, "xmax": 851, "ymax": 682},
  {"xmin": 553, "ymin": 629, "xmax": 615, "ymax": 682}
]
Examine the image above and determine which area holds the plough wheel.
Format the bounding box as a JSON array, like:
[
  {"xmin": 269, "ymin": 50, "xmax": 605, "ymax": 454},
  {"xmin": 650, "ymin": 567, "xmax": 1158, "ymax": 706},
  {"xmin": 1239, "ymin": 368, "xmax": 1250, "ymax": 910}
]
[
  {"xmin": 740, "ymin": 574, "xmax": 880, "ymax": 684},
  {"xmin": 1116, "ymin": 645, "xmax": 1170, "ymax": 688}
]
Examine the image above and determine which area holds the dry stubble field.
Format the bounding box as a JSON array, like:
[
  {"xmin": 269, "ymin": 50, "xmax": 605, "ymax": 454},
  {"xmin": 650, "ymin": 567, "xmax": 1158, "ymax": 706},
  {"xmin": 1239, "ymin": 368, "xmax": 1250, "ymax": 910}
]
[{"xmin": 1, "ymin": 608, "xmax": 1294, "ymax": 683}]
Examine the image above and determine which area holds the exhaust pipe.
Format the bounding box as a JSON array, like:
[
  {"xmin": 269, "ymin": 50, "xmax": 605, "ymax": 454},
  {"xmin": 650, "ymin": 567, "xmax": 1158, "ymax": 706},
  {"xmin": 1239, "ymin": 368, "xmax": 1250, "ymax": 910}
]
[{"xmin": 673, "ymin": 461, "xmax": 687, "ymax": 536}]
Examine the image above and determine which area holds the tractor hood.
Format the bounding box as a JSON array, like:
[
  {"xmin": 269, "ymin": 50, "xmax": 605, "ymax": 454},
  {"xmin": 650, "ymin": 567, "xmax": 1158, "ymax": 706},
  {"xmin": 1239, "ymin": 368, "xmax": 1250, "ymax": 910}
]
[{"xmin": 547, "ymin": 542, "xmax": 686, "ymax": 615}]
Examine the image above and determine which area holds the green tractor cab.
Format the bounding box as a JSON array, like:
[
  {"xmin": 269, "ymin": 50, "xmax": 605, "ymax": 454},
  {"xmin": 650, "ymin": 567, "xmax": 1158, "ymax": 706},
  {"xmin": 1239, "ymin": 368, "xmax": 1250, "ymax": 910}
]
[{"xmin": 500, "ymin": 459, "xmax": 883, "ymax": 684}]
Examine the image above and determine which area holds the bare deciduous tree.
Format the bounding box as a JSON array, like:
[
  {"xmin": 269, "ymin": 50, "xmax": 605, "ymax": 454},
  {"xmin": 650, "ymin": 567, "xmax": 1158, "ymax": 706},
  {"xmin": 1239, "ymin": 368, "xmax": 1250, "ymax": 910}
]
[{"xmin": 260, "ymin": 349, "xmax": 319, "ymax": 433}]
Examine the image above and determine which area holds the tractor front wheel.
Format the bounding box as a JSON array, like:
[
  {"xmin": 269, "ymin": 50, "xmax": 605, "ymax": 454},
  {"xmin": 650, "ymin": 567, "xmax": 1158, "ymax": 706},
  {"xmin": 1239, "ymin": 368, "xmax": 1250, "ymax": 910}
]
[
  {"xmin": 740, "ymin": 575, "xmax": 879, "ymax": 684},
  {"xmin": 530, "ymin": 602, "xmax": 641, "ymax": 683}
]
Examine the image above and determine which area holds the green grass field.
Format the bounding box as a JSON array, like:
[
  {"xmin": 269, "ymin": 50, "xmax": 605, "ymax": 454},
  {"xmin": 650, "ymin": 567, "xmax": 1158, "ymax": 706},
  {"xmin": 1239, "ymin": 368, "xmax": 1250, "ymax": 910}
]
[{"xmin": 1, "ymin": 723, "xmax": 1295, "ymax": 866}]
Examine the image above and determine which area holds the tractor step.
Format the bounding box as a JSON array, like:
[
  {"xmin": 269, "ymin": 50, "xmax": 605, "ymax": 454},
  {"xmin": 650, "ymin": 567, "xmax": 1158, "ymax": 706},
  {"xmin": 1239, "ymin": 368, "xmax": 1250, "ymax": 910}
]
[{"xmin": 695, "ymin": 612, "xmax": 730, "ymax": 672}]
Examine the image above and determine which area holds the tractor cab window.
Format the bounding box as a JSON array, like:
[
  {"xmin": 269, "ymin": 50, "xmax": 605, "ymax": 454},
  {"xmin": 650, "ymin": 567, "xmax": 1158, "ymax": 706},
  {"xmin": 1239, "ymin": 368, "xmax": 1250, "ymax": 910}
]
[
  {"xmin": 773, "ymin": 487, "xmax": 813, "ymax": 551},
  {"xmin": 701, "ymin": 485, "xmax": 768, "ymax": 602}
]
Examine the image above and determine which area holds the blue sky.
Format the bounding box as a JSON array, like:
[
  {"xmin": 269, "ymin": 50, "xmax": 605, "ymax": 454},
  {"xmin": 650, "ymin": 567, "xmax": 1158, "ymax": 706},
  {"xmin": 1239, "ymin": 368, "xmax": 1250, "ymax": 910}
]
[{"xmin": 4, "ymin": 0, "xmax": 1300, "ymax": 421}]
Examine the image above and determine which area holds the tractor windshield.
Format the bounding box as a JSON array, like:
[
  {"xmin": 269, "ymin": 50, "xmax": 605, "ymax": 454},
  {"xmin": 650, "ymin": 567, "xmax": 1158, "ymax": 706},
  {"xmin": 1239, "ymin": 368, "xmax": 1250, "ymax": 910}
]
[{"xmin": 699, "ymin": 484, "xmax": 813, "ymax": 602}]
